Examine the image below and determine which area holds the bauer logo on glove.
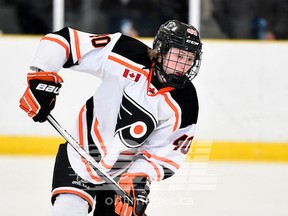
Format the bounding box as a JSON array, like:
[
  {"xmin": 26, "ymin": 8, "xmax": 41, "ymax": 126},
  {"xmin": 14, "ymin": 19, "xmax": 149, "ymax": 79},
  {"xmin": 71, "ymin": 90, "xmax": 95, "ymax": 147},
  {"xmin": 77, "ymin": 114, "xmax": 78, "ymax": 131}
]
[
  {"xmin": 35, "ymin": 83, "xmax": 61, "ymax": 94},
  {"xmin": 19, "ymin": 71, "xmax": 63, "ymax": 122}
]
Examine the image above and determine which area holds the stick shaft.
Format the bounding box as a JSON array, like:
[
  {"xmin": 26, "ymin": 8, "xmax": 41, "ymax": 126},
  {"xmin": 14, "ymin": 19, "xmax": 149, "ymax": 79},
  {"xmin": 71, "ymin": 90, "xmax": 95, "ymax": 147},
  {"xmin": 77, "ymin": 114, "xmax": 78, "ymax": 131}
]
[{"xmin": 47, "ymin": 114, "xmax": 131, "ymax": 201}]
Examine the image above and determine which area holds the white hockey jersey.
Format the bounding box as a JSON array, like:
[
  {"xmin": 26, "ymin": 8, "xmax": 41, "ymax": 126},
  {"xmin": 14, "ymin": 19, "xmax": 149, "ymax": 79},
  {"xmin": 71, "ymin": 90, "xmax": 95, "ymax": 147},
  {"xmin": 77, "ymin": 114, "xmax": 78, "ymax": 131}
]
[{"xmin": 31, "ymin": 27, "xmax": 199, "ymax": 185}]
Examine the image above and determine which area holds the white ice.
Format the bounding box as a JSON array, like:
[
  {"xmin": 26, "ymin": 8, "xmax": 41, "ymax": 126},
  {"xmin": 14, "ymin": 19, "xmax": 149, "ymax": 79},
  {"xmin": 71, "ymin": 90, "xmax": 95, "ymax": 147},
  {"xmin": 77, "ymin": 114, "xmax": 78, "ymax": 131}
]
[{"xmin": 0, "ymin": 157, "xmax": 288, "ymax": 216}]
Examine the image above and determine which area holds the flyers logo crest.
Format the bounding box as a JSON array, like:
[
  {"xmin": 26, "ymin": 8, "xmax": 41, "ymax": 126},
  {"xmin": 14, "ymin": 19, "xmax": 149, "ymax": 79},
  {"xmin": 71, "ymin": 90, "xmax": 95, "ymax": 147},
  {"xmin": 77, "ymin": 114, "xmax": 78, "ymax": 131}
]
[{"xmin": 115, "ymin": 92, "xmax": 157, "ymax": 148}]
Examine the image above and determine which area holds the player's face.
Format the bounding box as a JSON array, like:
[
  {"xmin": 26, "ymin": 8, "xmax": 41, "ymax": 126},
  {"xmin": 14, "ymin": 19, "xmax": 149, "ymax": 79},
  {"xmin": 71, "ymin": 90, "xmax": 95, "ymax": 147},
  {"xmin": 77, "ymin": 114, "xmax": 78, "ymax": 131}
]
[{"xmin": 162, "ymin": 47, "xmax": 196, "ymax": 76}]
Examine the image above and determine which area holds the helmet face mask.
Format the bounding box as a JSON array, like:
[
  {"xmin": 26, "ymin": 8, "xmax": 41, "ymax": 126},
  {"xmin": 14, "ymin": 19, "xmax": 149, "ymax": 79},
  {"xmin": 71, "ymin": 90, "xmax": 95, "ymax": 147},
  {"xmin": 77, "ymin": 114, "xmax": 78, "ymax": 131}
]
[{"xmin": 153, "ymin": 20, "xmax": 202, "ymax": 89}]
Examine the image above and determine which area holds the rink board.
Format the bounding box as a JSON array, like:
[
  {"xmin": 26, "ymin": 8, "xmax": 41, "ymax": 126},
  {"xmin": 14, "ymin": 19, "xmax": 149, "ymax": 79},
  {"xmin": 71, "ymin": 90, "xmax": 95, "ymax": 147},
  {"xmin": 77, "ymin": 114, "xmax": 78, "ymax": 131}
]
[{"xmin": 1, "ymin": 136, "xmax": 288, "ymax": 162}]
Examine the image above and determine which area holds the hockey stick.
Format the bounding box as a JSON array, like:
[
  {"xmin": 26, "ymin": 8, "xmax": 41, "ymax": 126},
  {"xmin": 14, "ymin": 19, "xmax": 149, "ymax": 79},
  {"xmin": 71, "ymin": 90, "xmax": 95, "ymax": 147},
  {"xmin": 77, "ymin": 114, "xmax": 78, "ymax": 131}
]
[{"xmin": 46, "ymin": 114, "xmax": 132, "ymax": 202}]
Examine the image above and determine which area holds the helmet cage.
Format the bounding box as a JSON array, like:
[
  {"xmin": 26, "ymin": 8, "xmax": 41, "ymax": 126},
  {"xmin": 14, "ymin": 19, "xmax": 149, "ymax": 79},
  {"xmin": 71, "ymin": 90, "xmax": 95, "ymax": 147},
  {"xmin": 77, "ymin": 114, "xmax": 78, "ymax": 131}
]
[{"xmin": 155, "ymin": 51, "xmax": 202, "ymax": 89}]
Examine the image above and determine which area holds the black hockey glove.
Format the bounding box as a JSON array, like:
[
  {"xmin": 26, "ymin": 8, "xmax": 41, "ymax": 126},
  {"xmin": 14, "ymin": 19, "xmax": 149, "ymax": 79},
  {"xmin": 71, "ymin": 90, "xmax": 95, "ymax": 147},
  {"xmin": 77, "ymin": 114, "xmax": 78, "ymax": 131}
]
[
  {"xmin": 19, "ymin": 72, "xmax": 63, "ymax": 122},
  {"xmin": 115, "ymin": 173, "xmax": 150, "ymax": 216}
]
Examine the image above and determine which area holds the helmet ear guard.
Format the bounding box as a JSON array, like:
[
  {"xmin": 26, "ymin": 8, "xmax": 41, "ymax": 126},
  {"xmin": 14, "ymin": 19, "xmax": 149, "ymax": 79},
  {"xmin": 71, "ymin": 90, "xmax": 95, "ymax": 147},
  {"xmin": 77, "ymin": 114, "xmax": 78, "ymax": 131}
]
[{"xmin": 153, "ymin": 20, "xmax": 203, "ymax": 89}]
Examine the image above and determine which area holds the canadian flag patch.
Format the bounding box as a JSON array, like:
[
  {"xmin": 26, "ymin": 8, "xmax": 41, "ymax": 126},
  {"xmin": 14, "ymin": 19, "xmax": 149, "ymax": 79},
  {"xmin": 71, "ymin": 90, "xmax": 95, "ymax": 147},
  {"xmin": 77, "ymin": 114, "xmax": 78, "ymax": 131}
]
[{"xmin": 123, "ymin": 69, "xmax": 141, "ymax": 82}]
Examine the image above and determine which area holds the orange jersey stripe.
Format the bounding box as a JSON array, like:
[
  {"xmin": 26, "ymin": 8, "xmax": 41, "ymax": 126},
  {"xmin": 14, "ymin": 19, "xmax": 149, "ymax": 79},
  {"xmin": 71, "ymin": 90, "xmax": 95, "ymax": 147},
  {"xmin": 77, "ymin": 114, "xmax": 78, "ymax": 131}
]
[
  {"xmin": 78, "ymin": 105, "xmax": 85, "ymax": 148},
  {"xmin": 78, "ymin": 105, "xmax": 103, "ymax": 182},
  {"xmin": 161, "ymin": 93, "xmax": 179, "ymax": 131},
  {"xmin": 73, "ymin": 29, "xmax": 81, "ymax": 60},
  {"xmin": 52, "ymin": 189, "xmax": 94, "ymax": 208},
  {"xmin": 93, "ymin": 118, "xmax": 113, "ymax": 170},
  {"xmin": 108, "ymin": 55, "xmax": 149, "ymax": 77},
  {"xmin": 147, "ymin": 160, "xmax": 162, "ymax": 181},
  {"xmin": 83, "ymin": 160, "xmax": 103, "ymax": 182},
  {"xmin": 152, "ymin": 154, "xmax": 180, "ymax": 169},
  {"xmin": 93, "ymin": 118, "xmax": 107, "ymax": 155},
  {"xmin": 143, "ymin": 150, "xmax": 180, "ymax": 170},
  {"xmin": 41, "ymin": 36, "xmax": 70, "ymax": 59}
]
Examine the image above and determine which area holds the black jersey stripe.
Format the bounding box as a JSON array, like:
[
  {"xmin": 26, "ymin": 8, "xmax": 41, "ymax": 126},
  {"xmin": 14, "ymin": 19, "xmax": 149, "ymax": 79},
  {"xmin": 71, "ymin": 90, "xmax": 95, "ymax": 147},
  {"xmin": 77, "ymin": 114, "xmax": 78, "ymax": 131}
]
[
  {"xmin": 112, "ymin": 35, "xmax": 152, "ymax": 68},
  {"xmin": 85, "ymin": 96, "xmax": 102, "ymax": 162},
  {"xmin": 169, "ymin": 82, "xmax": 199, "ymax": 128}
]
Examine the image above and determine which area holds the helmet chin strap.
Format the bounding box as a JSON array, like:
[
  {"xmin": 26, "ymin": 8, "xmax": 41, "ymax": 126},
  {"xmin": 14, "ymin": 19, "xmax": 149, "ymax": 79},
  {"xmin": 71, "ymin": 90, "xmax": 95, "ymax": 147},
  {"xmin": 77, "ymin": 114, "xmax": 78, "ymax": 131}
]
[
  {"xmin": 157, "ymin": 71, "xmax": 167, "ymax": 85},
  {"xmin": 154, "ymin": 62, "xmax": 167, "ymax": 85}
]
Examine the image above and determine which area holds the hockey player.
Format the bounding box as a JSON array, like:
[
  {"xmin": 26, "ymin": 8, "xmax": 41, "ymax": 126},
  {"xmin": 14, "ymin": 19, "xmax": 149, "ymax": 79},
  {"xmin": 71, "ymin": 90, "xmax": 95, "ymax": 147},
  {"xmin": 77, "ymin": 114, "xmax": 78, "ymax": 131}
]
[{"xmin": 19, "ymin": 20, "xmax": 202, "ymax": 216}]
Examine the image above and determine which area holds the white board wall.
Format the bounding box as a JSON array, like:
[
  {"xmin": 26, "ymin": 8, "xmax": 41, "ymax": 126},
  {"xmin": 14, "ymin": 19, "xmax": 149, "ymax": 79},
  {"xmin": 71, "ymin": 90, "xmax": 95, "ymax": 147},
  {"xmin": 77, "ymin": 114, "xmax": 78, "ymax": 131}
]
[{"xmin": 1, "ymin": 36, "xmax": 288, "ymax": 142}]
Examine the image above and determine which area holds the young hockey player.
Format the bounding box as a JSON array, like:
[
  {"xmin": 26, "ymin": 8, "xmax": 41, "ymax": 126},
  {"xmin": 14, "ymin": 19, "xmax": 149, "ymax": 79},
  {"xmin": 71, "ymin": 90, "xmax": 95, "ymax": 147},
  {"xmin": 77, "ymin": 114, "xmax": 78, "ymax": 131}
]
[{"xmin": 19, "ymin": 19, "xmax": 202, "ymax": 216}]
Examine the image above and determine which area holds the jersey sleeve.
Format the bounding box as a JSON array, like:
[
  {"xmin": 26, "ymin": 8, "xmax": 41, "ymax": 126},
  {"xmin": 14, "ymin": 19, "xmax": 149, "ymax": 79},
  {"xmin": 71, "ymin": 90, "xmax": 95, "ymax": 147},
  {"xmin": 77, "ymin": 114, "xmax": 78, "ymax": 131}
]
[
  {"xmin": 30, "ymin": 27, "xmax": 121, "ymax": 78},
  {"xmin": 126, "ymin": 121, "xmax": 197, "ymax": 182}
]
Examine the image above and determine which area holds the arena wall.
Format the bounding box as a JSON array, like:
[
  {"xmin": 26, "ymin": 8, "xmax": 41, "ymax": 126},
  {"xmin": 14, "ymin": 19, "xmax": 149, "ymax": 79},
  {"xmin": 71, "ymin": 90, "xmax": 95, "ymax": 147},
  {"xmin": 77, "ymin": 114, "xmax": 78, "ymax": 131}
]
[{"xmin": 1, "ymin": 36, "xmax": 288, "ymax": 160}]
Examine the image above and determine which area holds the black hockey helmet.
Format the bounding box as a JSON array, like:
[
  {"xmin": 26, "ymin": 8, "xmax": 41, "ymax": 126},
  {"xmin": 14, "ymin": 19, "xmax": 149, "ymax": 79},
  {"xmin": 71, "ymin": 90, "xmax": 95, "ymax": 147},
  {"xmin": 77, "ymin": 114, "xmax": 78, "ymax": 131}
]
[{"xmin": 153, "ymin": 20, "xmax": 202, "ymax": 88}]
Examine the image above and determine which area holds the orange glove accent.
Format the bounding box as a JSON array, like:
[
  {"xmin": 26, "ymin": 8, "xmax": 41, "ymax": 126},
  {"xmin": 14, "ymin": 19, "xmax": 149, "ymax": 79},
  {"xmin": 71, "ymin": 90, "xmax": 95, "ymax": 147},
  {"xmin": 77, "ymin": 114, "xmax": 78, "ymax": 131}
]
[
  {"xmin": 19, "ymin": 72, "xmax": 63, "ymax": 122},
  {"xmin": 115, "ymin": 173, "xmax": 150, "ymax": 216},
  {"xmin": 19, "ymin": 88, "xmax": 41, "ymax": 118}
]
